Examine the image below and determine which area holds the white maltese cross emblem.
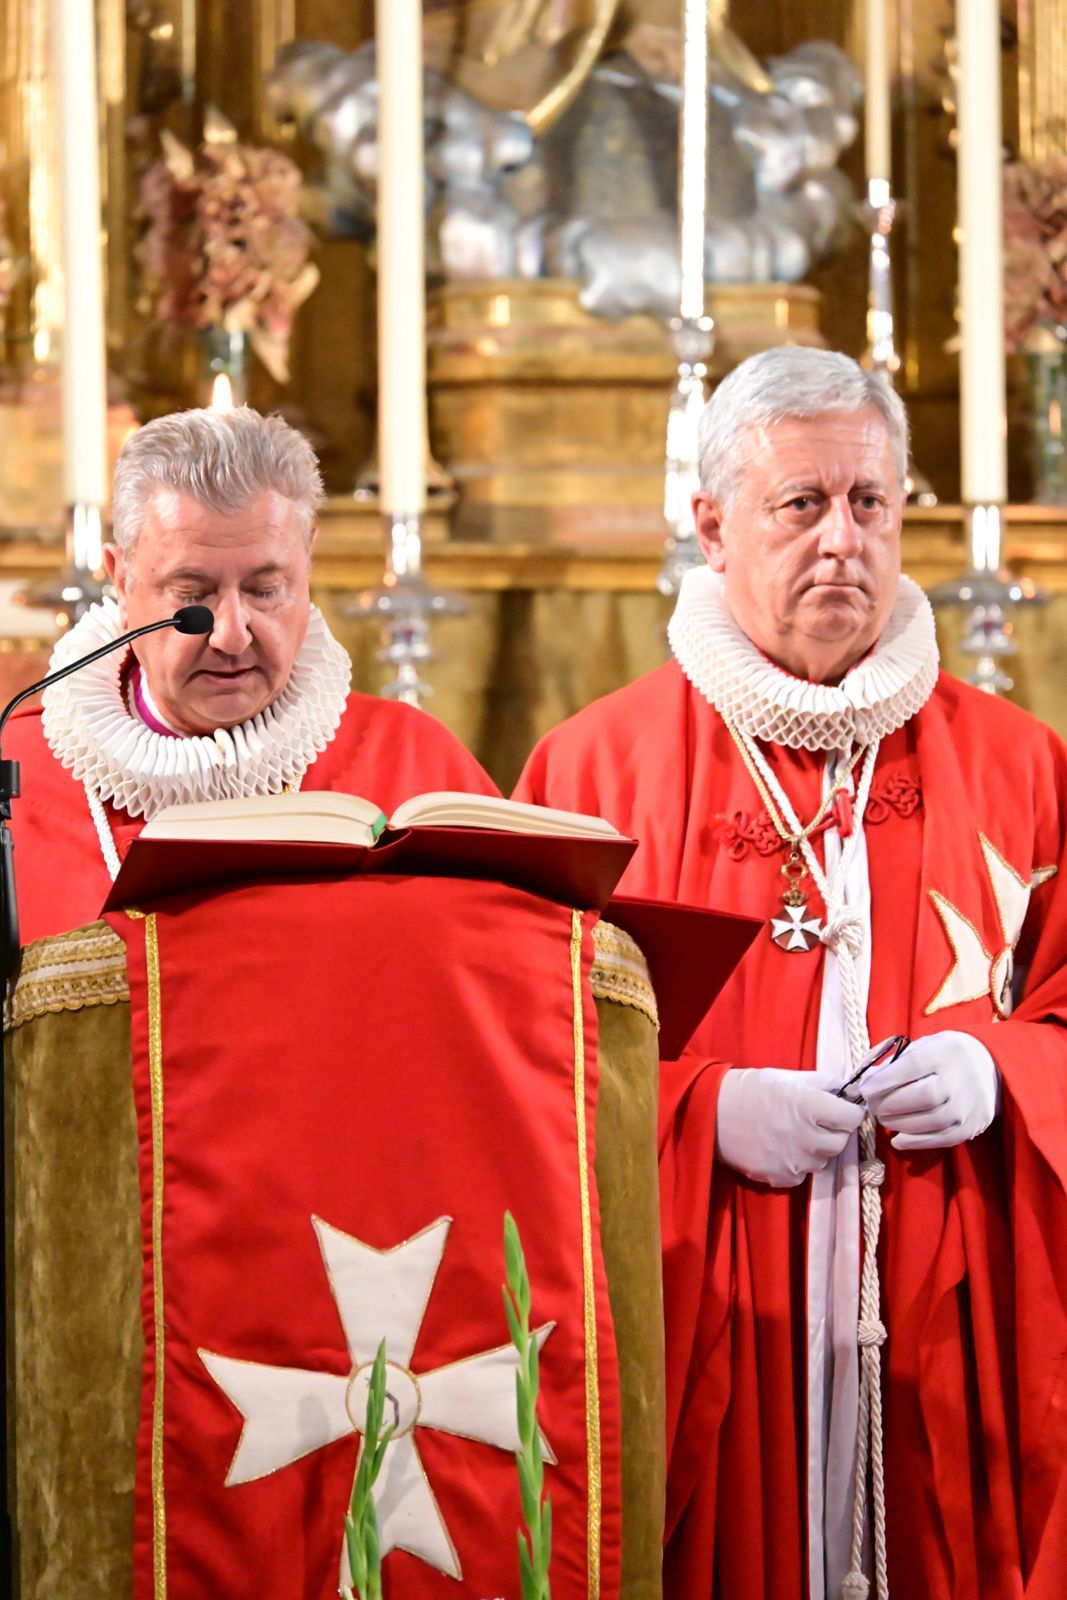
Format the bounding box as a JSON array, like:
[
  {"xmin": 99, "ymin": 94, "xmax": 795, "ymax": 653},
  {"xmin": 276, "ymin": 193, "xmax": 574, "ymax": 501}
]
[
  {"xmin": 200, "ymin": 1215, "xmax": 555, "ymax": 1584},
  {"xmin": 926, "ymin": 834, "xmax": 1057, "ymax": 1018},
  {"xmin": 771, "ymin": 901, "xmax": 823, "ymax": 953}
]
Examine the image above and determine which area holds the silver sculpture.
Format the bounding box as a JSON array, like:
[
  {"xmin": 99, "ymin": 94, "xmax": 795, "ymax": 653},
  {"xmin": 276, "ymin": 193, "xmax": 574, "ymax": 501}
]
[
  {"xmin": 268, "ymin": 42, "xmax": 533, "ymax": 280},
  {"xmin": 269, "ymin": 36, "xmax": 862, "ymax": 318}
]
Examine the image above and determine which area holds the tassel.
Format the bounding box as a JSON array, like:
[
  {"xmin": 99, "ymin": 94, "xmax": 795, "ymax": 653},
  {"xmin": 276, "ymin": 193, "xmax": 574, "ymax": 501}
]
[
  {"xmin": 842, "ymin": 1572, "xmax": 870, "ymax": 1599},
  {"xmin": 832, "ymin": 786, "xmax": 854, "ymax": 836}
]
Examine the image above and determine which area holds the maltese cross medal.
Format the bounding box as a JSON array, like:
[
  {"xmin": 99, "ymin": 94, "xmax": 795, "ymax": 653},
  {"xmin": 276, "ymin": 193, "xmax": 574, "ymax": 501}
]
[{"xmin": 771, "ymin": 901, "xmax": 823, "ymax": 953}]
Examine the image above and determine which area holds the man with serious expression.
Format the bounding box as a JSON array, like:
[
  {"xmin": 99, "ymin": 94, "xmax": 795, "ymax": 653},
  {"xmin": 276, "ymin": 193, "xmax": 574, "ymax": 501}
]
[{"xmin": 691, "ymin": 406, "xmax": 903, "ymax": 686}]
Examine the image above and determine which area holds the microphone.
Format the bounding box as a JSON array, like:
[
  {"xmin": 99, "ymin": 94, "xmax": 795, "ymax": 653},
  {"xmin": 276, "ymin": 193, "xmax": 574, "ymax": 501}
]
[
  {"xmin": 171, "ymin": 604, "xmax": 215, "ymax": 635},
  {"xmin": 0, "ymin": 604, "xmax": 215, "ymax": 984},
  {"xmin": 0, "ymin": 600, "xmax": 215, "ymax": 1578}
]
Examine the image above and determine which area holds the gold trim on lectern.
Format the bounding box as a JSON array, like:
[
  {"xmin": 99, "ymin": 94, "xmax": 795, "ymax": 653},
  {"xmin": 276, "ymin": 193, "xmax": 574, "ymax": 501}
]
[
  {"xmin": 571, "ymin": 907, "xmax": 602, "ymax": 1596},
  {"xmin": 126, "ymin": 908, "xmax": 169, "ymax": 1599}
]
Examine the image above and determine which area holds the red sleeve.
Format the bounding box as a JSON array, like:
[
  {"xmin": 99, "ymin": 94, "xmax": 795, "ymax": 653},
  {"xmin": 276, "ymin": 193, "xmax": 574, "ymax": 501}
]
[
  {"xmin": 958, "ymin": 729, "xmax": 1067, "ymax": 1577},
  {"xmin": 513, "ymin": 724, "xmax": 581, "ymax": 809},
  {"xmin": 385, "ymin": 705, "xmax": 500, "ymax": 802},
  {"xmin": 512, "ymin": 702, "xmax": 644, "ymax": 828},
  {"xmin": 965, "ymin": 724, "xmax": 1067, "ymax": 1176},
  {"xmin": 656, "ymin": 1051, "xmax": 736, "ymax": 1535}
]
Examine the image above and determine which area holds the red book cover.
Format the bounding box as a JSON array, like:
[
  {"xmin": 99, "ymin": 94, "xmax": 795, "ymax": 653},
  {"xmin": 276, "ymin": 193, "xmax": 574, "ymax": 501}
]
[{"xmin": 103, "ymin": 827, "xmax": 637, "ymax": 916}]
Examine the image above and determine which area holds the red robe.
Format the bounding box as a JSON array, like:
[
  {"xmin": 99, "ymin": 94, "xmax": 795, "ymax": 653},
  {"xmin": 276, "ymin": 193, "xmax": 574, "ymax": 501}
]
[
  {"xmin": 516, "ymin": 660, "xmax": 1067, "ymax": 1600},
  {"xmin": 6, "ymin": 692, "xmax": 497, "ymax": 944}
]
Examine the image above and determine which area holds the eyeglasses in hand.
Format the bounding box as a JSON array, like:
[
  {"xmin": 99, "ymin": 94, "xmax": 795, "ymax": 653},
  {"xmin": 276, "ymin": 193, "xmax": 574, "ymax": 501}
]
[{"xmin": 834, "ymin": 1034, "xmax": 911, "ymax": 1103}]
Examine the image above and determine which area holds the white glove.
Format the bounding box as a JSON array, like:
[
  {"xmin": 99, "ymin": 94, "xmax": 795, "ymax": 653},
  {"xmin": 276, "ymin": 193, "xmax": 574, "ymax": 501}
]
[
  {"xmin": 715, "ymin": 1067, "xmax": 866, "ymax": 1189},
  {"xmin": 860, "ymin": 1030, "xmax": 1001, "ymax": 1151}
]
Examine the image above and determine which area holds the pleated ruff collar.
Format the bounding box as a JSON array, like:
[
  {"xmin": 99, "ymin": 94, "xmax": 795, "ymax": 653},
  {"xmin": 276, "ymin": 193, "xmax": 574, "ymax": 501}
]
[
  {"xmin": 41, "ymin": 598, "xmax": 352, "ymax": 818},
  {"xmin": 667, "ymin": 566, "xmax": 939, "ymax": 752}
]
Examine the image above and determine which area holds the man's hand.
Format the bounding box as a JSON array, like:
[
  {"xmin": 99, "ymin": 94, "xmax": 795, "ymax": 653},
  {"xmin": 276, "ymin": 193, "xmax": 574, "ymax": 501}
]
[
  {"xmin": 715, "ymin": 1067, "xmax": 866, "ymax": 1188},
  {"xmin": 860, "ymin": 1031, "xmax": 1000, "ymax": 1151}
]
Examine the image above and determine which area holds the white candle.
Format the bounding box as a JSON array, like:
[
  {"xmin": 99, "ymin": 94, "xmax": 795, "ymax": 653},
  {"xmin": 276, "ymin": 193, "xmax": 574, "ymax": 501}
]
[
  {"xmin": 375, "ymin": 0, "xmax": 426, "ymax": 515},
  {"xmin": 864, "ymin": 0, "xmax": 892, "ymax": 184},
  {"xmin": 956, "ymin": 0, "xmax": 1007, "ymax": 505},
  {"xmin": 678, "ymin": 0, "xmax": 708, "ymax": 321},
  {"xmin": 49, "ymin": 0, "xmax": 108, "ymax": 510}
]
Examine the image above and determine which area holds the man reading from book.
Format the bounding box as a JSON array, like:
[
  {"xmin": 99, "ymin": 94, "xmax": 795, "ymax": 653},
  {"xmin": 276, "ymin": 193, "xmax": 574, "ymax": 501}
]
[
  {"xmin": 515, "ymin": 348, "xmax": 1067, "ymax": 1600},
  {"xmin": 6, "ymin": 407, "xmax": 495, "ymax": 943}
]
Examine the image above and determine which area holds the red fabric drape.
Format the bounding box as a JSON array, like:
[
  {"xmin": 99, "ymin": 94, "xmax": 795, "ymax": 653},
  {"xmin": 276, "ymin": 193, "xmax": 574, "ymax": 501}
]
[{"xmin": 110, "ymin": 876, "xmax": 620, "ymax": 1600}]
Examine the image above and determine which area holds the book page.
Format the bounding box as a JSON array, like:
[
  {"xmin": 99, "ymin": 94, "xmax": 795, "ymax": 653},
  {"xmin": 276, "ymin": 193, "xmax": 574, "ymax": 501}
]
[
  {"xmin": 142, "ymin": 792, "xmax": 387, "ymax": 846},
  {"xmin": 390, "ymin": 791, "xmax": 620, "ymax": 838}
]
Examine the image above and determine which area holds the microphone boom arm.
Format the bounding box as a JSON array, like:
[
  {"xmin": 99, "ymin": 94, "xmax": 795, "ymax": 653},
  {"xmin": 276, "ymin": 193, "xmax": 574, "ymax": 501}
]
[
  {"xmin": 0, "ymin": 599, "xmax": 213, "ymax": 1584},
  {"xmin": 0, "ymin": 605, "xmax": 214, "ymax": 974}
]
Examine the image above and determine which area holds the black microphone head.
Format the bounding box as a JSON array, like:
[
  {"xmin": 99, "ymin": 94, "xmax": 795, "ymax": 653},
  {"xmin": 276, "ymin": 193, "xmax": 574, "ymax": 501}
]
[{"xmin": 172, "ymin": 605, "xmax": 214, "ymax": 636}]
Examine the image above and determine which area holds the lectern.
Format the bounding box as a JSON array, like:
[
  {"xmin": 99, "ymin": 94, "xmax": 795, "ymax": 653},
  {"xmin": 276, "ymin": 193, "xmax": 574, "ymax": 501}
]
[{"xmin": 7, "ymin": 866, "xmax": 669, "ymax": 1600}]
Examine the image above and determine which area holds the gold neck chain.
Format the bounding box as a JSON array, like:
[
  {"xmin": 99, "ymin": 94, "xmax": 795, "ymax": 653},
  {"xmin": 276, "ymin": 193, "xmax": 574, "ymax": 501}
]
[{"xmin": 723, "ymin": 718, "xmax": 866, "ymax": 847}]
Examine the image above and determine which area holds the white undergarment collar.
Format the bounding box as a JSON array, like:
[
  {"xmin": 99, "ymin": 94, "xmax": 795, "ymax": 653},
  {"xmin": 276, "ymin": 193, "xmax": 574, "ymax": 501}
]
[
  {"xmin": 667, "ymin": 566, "xmax": 938, "ymax": 751},
  {"xmin": 41, "ymin": 597, "xmax": 352, "ymax": 818}
]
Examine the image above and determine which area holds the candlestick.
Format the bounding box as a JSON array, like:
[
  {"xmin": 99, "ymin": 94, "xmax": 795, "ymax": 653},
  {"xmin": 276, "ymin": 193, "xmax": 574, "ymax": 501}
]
[
  {"xmin": 956, "ymin": 0, "xmax": 1007, "ymax": 505},
  {"xmin": 658, "ymin": 0, "xmax": 714, "ymax": 596},
  {"xmin": 347, "ymin": 513, "xmax": 466, "ymax": 707},
  {"xmin": 678, "ymin": 0, "xmax": 709, "ymax": 321},
  {"xmin": 20, "ymin": 0, "xmax": 110, "ymax": 627},
  {"xmin": 927, "ymin": 505, "xmax": 1039, "ymax": 695},
  {"xmin": 864, "ymin": 0, "xmax": 892, "ymax": 183},
  {"xmin": 926, "ymin": 5, "xmax": 1039, "ymax": 696},
  {"xmin": 376, "ymin": 0, "xmax": 426, "ymax": 517},
  {"xmin": 658, "ymin": 317, "xmax": 715, "ymax": 597},
  {"xmin": 346, "ymin": 7, "xmax": 465, "ymax": 706},
  {"xmin": 864, "ymin": 177, "xmax": 898, "ymax": 373},
  {"xmin": 49, "ymin": 0, "xmax": 108, "ymax": 511}
]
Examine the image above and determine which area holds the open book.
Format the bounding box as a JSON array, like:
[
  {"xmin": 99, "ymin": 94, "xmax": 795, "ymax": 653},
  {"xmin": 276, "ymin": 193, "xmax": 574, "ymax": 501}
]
[
  {"xmin": 140, "ymin": 790, "xmax": 622, "ymax": 849},
  {"xmin": 112, "ymin": 790, "xmax": 635, "ymax": 915}
]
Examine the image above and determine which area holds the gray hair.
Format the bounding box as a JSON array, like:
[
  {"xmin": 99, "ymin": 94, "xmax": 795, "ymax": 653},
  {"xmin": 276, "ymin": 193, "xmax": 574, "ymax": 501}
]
[
  {"xmin": 111, "ymin": 406, "xmax": 325, "ymax": 556},
  {"xmin": 697, "ymin": 346, "xmax": 910, "ymax": 504}
]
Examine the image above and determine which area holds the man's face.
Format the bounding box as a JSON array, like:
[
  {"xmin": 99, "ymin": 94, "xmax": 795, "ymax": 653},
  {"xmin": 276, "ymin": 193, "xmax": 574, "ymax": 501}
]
[
  {"xmin": 105, "ymin": 489, "xmax": 315, "ymax": 736},
  {"xmin": 692, "ymin": 407, "xmax": 903, "ymax": 684}
]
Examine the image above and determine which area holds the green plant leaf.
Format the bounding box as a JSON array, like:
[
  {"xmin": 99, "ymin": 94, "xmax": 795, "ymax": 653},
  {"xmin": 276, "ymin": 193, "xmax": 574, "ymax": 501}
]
[
  {"xmin": 504, "ymin": 1211, "xmax": 552, "ymax": 1598},
  {"xmin": 341, "ymin": 1339, "xmax": 393, "ymax": 1600},
  {"xmin": 525, "ymin": 1344, "xmax": 540, "ymax": 1407},
  {"xmin": 519, "ymin": 1457, "xmax": 539, "ymax": 1533},
  {"xmin": 518, "ymin": 1531, "xmax": 537, "ymax": 1600},
  {"xmin": 504, "ymin": 1211, "xmax": 523, "ymax": 1280},
  {"xmin": 503, "ymin": 1287, "xmax": 524, "ymax": 1354},
  {"xmin": 517, "ymin": 1372, "xmax": 534, "ymax": 1439}
]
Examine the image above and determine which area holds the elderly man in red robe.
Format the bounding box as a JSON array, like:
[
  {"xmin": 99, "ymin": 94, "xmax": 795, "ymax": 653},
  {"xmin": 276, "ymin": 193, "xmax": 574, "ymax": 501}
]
[
  {"xmin": 516, "ymin": 347, "xmax": 1067, "ymax": 1600},
  {"xmin": 7, "ymin": 407, "xmax": 494, "ymax": 942}
]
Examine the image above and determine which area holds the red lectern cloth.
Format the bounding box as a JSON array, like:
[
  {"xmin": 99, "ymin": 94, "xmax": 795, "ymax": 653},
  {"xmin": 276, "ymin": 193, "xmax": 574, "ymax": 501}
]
[{"xmin": 109, "ymin": 876, "xmax": 621, "ymax": 1600}]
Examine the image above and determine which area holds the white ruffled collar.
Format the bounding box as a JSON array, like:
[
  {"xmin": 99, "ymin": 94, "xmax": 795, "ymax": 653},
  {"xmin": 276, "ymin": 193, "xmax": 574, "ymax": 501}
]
[
  {"xmin": 667, "ymin": 566, "xmax": 939, "ymax": 751},
  {"xmin": 41, "ymin": 597, "xmax": 352, "ymax": 818}
]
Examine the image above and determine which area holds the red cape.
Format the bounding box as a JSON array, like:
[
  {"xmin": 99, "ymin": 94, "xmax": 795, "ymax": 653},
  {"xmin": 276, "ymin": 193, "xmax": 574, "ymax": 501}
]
[
  {"xmin": 517, "ymin": 661, "xmax": 1067, "ymax": 1600},
  {"xmin": 6, "ymin": 692, "xmax": 497, "ymax": 944}
]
